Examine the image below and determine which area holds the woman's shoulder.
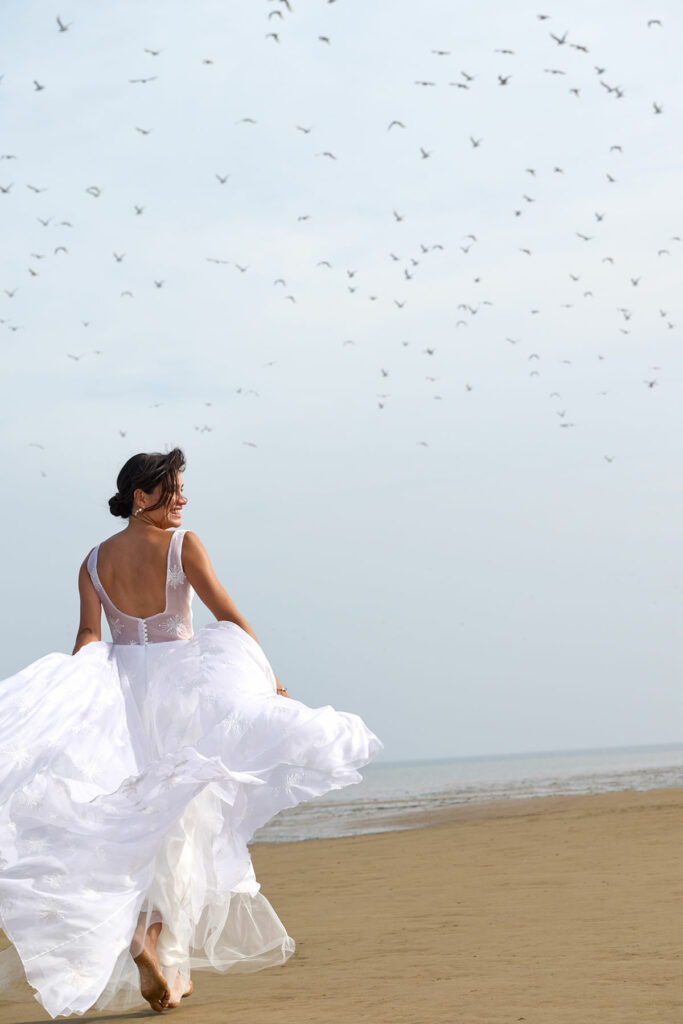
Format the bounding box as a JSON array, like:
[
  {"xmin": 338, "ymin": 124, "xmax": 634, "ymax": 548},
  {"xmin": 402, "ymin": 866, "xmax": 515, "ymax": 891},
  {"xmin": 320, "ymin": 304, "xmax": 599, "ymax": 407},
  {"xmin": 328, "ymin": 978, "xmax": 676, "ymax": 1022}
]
[
  {"xmin": 97, "ymin": 528, "xmax": 129, "ymax": 549},
  {"xmin": 179, "ymin": 531, "xmax": 212, "ymax": 572},
  {"xmin": 181, "ymin": 530, "xmax": 204, "ymax": 557}
]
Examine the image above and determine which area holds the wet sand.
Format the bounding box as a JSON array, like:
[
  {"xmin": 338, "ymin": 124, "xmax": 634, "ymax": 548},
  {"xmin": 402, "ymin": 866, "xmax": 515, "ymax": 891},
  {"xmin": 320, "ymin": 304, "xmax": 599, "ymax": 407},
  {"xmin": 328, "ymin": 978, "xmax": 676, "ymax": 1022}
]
[{"xmin": 1, "ymin": 786, "xmax": 681, "ymax": 1023}]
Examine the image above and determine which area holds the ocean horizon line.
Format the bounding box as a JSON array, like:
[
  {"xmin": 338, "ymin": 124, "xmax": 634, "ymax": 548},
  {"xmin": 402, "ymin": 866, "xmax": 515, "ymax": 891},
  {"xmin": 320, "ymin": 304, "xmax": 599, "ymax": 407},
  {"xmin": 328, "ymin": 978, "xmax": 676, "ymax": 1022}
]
[{"xmin": 374, "ymin": 738, "xmax": 683, "ymax": 769}]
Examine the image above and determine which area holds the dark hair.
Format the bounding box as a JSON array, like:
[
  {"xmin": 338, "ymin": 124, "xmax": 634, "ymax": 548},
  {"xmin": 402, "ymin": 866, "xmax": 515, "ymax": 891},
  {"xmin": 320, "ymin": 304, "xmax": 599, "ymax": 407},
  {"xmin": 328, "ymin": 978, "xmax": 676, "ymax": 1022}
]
[{"xmin": 108, "ymin": 447, "xmax": 186, "ymax": 518}]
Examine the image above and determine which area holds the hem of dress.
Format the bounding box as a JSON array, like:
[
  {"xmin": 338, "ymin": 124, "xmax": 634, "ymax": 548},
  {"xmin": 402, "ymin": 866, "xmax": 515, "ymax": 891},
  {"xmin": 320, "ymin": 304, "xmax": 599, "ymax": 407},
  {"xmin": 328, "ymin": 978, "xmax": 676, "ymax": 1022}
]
[{"xmin": 21, "ymin": 891, "xmax": 142, "ymax": 965}]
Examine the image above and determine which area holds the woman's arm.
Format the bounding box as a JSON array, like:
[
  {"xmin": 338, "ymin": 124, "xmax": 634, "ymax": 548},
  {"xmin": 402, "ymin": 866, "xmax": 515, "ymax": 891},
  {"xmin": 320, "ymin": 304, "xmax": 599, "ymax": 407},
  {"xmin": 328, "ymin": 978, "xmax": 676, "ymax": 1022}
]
[
  {"xmin": 182, "ymin": 532, "xmax": 260, "ymax": 641},
  {"xmin": 72, "ymin": 552, "xmax": 102, "ymax": 654},
  {"xmin": 182, "ymin": 532, "xmax": 291, "ymax": 696}
]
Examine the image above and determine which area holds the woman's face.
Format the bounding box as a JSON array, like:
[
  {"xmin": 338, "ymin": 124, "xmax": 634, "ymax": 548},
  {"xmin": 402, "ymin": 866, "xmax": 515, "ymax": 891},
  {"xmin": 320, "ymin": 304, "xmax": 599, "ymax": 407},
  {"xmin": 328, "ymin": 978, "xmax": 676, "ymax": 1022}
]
[{"xmin": 135, "ymin": 472, "xmax": 187, "ymax": 529}]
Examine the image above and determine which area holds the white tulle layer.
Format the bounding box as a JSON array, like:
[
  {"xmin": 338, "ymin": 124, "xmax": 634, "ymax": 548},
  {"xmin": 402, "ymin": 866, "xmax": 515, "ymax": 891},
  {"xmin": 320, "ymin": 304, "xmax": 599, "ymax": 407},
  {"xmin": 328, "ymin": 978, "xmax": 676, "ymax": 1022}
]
[{"xmin": 0, "ymin": 621, "xmax": 382, "ymax": 1018}]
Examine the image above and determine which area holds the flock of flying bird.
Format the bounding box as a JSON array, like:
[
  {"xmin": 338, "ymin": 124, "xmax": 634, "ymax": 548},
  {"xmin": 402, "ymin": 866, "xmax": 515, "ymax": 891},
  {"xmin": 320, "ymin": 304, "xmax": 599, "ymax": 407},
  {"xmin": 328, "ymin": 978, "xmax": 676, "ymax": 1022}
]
[{"xmin": 1, "ymin": 5, "xmax": 676, "ymax": 468}]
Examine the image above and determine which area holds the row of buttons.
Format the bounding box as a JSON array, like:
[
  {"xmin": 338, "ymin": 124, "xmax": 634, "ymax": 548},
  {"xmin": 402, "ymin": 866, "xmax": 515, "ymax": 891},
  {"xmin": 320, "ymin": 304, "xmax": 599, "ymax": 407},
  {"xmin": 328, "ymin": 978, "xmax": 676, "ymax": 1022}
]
[{"xmin": 140, "ymin": 620, "xmax": 149, "ymax": 646}]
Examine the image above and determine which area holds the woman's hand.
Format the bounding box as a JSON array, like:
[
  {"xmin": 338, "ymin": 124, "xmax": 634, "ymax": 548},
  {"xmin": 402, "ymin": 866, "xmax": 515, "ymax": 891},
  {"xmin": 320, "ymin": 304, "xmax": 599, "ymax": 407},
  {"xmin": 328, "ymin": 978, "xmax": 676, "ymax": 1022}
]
[{"xmin": 275, "ymin": 676, "xmax": 292, "ymax": 698}]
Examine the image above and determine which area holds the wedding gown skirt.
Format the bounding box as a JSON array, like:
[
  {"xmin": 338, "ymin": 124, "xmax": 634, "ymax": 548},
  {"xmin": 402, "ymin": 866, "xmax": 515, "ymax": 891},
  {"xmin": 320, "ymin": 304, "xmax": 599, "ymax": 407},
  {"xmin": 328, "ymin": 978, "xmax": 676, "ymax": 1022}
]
[{"xmin": 0, "ymin": 621, "xmax": 383, "ymax": 1018}]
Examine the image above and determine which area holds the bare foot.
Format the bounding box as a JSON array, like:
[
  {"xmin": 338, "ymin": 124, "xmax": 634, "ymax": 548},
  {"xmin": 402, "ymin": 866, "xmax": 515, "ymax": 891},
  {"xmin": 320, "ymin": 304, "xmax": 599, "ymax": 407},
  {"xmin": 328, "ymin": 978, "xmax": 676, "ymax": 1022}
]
[
  {"xmin": 133, "ymin": 928, "xmax": 170, "ymax": 1013},
  {"xmin": 164, "ymin": 971, "xmax": 192, "ymax": 1009}
]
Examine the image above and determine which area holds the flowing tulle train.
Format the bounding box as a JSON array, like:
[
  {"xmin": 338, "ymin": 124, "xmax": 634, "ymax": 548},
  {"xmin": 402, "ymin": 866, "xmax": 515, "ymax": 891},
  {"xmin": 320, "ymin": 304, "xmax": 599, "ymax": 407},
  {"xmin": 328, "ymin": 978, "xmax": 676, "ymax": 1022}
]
[{"xmin": 0, "ymin": 620, "xmax": 383, "ymax": 1017}]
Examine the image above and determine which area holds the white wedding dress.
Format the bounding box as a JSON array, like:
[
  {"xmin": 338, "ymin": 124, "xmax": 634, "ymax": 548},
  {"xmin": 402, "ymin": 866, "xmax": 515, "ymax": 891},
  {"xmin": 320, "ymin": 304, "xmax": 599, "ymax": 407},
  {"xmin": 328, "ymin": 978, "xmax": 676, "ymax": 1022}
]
[{"xmin": 0, "ymin": 529, "xmax": 383, "ymax": 1018}]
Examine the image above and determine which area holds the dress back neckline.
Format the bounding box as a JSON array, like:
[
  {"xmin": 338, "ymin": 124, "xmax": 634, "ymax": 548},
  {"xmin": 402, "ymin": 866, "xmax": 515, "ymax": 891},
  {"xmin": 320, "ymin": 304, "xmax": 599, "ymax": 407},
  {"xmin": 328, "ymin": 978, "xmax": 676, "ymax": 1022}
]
[
  {"xmin": 93, "ymin": 530, "xmax": 178, "ymax": 622},
  {"xmin": 87, "ymin": 529, "xmax": 193, "ymax": 645}
]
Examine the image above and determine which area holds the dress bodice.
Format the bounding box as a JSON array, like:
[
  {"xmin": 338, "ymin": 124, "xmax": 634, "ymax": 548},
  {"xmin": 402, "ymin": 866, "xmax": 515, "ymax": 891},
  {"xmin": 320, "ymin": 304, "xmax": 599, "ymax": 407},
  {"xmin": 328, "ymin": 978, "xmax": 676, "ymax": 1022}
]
[{"xmin": 87, "ymin": 529, "xmax": 194, "ymax": 645}]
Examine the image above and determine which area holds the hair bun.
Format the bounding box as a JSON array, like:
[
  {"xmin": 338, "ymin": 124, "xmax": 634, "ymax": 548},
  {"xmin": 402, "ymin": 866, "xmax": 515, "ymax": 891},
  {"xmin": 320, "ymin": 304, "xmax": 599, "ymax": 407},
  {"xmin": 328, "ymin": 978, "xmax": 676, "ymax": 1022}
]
[{"xmin": 108, "ymin": 493, "xmax": 131, "ymax": 518}]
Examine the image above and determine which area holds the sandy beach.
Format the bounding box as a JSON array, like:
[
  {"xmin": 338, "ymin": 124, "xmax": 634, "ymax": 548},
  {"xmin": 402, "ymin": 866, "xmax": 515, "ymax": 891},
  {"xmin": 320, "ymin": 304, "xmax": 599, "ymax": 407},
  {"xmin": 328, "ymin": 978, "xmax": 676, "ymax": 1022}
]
[{"xmin": 1, "ymin": 786, "xmax": 681, "ymax": 1023}]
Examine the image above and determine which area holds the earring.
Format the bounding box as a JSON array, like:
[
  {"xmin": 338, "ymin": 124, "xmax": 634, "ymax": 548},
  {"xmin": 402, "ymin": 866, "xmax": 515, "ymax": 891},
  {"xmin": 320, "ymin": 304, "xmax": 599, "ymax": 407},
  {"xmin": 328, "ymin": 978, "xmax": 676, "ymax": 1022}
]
[{"xmin": 134, "ymin": 507, "xmax": 142, "ymax": 517}]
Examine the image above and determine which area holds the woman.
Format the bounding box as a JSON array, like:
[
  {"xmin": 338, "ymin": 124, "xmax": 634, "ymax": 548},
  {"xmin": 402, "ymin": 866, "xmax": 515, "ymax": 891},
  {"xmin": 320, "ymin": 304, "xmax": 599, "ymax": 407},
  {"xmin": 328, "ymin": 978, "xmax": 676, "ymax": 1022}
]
[{"xmin": 0, "ymin": 447, "xmax": 382, "ymax": 1017}]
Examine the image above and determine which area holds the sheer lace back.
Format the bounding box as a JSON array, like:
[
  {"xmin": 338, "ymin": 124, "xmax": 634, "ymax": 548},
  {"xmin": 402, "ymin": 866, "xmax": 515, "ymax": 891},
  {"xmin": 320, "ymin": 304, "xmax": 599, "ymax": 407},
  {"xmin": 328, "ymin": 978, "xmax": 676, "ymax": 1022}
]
[{"xmin": 87, "ymin": 529, "xmax": 194, "ymax": 645}]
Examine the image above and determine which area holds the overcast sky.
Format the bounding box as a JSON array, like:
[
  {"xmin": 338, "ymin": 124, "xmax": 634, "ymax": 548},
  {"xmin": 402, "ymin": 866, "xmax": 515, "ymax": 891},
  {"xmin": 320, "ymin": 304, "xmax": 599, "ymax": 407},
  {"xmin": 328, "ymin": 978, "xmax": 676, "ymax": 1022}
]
[{"xmin": 2, "ymin": 0, "xmax": 683, "ymax": 763}]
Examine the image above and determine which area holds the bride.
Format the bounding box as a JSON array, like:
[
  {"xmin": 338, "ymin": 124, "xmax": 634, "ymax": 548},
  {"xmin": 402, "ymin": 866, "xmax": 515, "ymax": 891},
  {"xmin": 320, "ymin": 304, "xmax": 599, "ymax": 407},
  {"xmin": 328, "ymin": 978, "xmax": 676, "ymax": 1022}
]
[{"xmin": 0, "ymin": 447, "xmax": 382, "ymax": 1017}]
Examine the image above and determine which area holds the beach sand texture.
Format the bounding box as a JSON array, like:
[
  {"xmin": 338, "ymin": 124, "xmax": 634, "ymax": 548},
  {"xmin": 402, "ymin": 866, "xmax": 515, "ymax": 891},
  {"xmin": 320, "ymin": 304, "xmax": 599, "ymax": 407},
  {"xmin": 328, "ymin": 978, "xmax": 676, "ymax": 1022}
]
[{"xmin": 0, "ymin": 787, "xmax": 681, "ymax": 1023}]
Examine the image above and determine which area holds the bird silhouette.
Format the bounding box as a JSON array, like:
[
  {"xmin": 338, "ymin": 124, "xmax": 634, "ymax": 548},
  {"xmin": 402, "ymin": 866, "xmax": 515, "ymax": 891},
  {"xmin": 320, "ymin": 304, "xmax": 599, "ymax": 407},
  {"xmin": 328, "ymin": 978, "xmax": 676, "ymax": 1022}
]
[{"xmin": 56, "ymin": 15, "xmax": 71, "ymax": 32}]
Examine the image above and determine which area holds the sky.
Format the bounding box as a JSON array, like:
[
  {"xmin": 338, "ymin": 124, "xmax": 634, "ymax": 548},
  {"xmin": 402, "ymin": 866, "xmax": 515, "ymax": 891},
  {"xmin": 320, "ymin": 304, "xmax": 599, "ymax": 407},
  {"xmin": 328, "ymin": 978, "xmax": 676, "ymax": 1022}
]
[{"xmin": 1, "ymin": 0, "xmax": 683, "ymax": 763}]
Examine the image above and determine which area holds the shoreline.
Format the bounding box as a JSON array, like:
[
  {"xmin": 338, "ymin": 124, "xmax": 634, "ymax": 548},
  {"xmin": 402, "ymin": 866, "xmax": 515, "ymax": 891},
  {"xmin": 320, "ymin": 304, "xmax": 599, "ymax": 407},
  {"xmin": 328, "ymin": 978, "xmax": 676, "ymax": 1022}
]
[{"xmin": 253, "ymin": 780, "xmax": 683, "ymax": 843}]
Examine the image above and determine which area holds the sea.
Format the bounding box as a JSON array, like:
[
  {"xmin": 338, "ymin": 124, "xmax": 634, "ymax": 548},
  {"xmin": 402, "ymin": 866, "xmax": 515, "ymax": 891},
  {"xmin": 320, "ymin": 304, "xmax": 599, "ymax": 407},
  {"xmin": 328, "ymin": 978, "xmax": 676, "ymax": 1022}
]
[{"xmin": 252, "ymin": 741, "xmax": 683, "ymax": 844}]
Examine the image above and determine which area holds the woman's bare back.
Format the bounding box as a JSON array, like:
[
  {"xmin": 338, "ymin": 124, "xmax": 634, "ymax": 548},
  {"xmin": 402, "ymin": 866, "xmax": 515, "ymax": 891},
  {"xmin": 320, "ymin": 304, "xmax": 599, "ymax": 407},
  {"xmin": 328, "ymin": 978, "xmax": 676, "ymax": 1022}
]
[{"xmin": 95, "ymin": 529, "xmax": 177, "ymax": 620}]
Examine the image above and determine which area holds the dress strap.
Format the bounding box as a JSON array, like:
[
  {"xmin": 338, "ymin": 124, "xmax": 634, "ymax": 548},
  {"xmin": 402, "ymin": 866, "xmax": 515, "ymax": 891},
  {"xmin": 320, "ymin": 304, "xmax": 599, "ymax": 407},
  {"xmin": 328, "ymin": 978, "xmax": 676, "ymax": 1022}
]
[
  {"xmin": 167, "ymin": 530, "xmax": 187, "ymax": 587},
  {"xmin": 86, "ymin": 545, "xmax": 101, "ymax": 592}
]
